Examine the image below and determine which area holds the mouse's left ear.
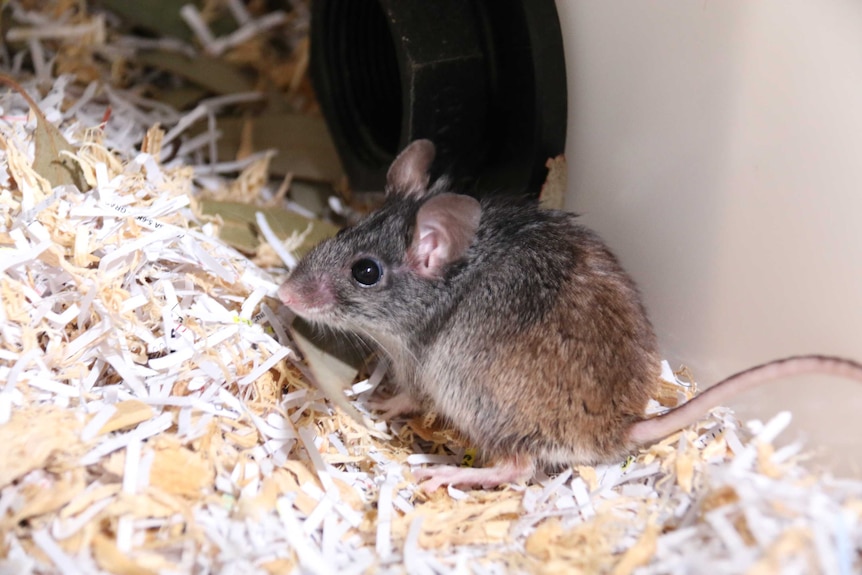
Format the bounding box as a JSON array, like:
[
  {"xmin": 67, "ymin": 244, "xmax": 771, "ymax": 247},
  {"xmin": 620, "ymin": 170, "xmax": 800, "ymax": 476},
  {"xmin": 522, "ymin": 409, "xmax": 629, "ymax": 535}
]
[
  {"xmin": 386, "ymin": 139, "xmax": 435, "ymax": 198},
  {"xmin": 408, "ymin": 193, "xmax": 481, "ymax": 279}
]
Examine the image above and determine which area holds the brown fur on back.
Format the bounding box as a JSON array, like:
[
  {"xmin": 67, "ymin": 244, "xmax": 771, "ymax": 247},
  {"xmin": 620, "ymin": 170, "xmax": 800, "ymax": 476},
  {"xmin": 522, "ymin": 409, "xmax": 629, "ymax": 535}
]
[{"xmin": 417, "ymin": 204, "xmax": 661, "ymax": 466}]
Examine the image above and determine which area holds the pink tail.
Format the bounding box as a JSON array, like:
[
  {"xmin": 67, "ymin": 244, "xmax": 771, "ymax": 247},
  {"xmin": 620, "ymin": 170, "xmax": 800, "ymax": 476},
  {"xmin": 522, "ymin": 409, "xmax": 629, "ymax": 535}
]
[{"xmin": 627, "ymin": 355, "xmax": 862, "ymax": 446}]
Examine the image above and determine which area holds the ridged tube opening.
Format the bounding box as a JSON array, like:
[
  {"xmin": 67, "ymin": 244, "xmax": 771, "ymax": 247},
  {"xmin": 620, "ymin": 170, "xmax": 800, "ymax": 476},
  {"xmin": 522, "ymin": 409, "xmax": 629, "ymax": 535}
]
[{"xmin": 315, "ymin": 0, "xmax": 402, "ymax": 169}]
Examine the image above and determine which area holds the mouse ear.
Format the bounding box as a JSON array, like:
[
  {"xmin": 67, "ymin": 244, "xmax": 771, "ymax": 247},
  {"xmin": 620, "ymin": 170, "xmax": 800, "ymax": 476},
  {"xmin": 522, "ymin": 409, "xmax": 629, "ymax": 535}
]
[
  {"xmin": 408, "ymin": 193, "xmax": 481, "ymax": 278},
  {"xmin": 386, "ymin": 139, "xmax": 436, "ymax": 198}
]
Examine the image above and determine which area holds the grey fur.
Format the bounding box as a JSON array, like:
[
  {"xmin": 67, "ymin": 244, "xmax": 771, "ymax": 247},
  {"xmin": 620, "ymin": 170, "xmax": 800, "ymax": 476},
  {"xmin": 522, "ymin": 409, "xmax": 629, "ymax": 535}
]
[{"xmin": 279, "ymin": 141, "xmax": 661, "ymax": 471}]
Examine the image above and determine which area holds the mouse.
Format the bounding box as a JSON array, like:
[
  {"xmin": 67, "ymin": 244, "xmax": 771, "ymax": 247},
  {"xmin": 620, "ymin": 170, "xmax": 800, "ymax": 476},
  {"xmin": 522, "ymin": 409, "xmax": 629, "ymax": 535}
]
[{"xmin": 277, "ymin": 139, "xmax": 862, "ymax": 492}]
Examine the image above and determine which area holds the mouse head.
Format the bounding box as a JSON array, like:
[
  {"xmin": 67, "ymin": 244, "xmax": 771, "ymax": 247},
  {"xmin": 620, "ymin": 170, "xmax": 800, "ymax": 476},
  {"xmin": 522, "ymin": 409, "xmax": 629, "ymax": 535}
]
[{"xmin": 278, "ymin": 140, "xmax": 481, "ymax": 335}]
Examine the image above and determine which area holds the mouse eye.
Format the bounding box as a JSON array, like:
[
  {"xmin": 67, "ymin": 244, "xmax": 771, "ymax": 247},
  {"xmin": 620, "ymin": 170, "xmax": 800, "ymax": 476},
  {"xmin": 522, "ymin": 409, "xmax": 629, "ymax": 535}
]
[{"xmin": 351, "ymin": 258, "xmax": 383, "ymax": 286}]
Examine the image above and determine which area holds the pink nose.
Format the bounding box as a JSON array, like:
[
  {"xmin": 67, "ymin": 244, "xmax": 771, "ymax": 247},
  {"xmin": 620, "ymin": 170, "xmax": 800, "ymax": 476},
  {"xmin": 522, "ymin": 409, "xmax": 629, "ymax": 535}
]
[
  {"xmin": 277, "ymin": 281, "xmax": 297, "ymax": 306},
  {"xmin": 277, "ymin": 278, "xmax": 333, "ymax": 316},
  {"xmin": 278, "ymin": 282, "xmax": 310, "ymax": 316}
]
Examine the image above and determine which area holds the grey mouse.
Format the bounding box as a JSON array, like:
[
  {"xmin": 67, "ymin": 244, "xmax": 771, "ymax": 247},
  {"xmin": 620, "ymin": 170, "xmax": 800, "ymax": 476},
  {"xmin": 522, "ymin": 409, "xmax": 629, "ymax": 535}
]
[{"xmin": 278, "ymin": 139, "xmax": 862, "ymax": 491}]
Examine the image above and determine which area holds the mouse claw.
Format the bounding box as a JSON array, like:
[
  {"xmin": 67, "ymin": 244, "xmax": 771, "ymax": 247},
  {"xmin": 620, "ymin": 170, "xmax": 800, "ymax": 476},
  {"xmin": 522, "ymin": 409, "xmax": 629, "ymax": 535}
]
[
  {"xmin": 413, "ymin": 456, "xmax": 535, "ymax": 492},
  {"xmin": 366, "ymin": 391, "xmax": 420, "ymax": 420}
]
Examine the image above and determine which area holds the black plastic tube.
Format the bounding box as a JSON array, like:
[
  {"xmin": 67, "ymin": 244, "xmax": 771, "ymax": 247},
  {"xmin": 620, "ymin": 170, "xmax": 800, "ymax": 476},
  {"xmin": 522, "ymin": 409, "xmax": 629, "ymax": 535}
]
[{"xmin": 310, "ymin": 0, "xmax": 567, "ymax": 196}]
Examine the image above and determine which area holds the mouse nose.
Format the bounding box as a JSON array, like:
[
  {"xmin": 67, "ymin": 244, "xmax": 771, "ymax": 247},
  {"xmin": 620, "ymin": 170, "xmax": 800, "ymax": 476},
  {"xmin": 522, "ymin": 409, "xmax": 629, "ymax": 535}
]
[
  {"xmin": 277, "ymin": 281, "xmax": 294, "ymax": 305},
  {"xmin": 277, "ymin": 280, "xmax": 305, "ymax": 312},
  {"xmin": 277, "ymin": 278, "xmax": 334, "ymax": 317}
]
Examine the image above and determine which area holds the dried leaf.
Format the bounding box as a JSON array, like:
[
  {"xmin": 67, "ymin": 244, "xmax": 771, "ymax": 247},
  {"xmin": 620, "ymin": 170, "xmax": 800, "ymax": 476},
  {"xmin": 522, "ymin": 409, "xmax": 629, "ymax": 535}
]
[
  {"xmin": 199, "ymin": 200, "xmax": 338, "ymax": 256},
  {"xmin": 96, "ymin": 0, "xmax": 213, "ymax": 42},
  {"xmin": 201, "ymin": 113, "xmax": 345, "ymax": 182},
  {"xmin": 289, "ymin": 323, "xmax": 365, "ymax": 424},
  {"xmin": 0, "ymin": 74, "xmax": 88, "ymax": 191},
  {"xmin": 32, "ymin": 111, "xmax": 88, "ymax": 190},
  {"xmin": 137, "ymin": 51, "xmax": 254, "ymax": 95}
]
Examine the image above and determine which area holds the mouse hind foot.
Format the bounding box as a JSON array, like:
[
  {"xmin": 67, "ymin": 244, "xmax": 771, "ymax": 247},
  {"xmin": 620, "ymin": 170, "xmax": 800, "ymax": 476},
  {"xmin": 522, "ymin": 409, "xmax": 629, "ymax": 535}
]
[{"xmin": 413, "ymin": 455, "xmax": 535, "ymax": 492}]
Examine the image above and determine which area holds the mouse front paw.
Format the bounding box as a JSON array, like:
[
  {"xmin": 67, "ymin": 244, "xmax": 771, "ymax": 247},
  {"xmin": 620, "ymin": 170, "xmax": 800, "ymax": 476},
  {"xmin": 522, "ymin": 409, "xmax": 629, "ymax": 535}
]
[{"xmin": 365, "ymin": 391, "xmax": 421, "ymax": 420}]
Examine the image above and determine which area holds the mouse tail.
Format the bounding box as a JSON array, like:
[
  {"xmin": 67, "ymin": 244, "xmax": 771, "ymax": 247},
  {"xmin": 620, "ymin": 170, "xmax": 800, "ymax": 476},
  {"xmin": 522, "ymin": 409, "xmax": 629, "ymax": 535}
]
[{"xmin": 627, "ymin": 355, "xmax": 862, "ymax": 446}]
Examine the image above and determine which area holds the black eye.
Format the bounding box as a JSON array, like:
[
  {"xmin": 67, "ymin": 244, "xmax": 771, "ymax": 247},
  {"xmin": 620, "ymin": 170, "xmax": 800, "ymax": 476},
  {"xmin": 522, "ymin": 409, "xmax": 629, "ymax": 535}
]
[{"xmin": 351, "ymin": 258, "xmax": 383, "ymax": 286}]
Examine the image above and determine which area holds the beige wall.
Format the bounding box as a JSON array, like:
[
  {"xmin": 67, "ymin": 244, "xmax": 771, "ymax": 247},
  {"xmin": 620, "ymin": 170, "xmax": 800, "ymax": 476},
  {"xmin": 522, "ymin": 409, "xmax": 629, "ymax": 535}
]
[{"xmin": 556, "ymin": 0, "xmax": 862, "ymax": 475}]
